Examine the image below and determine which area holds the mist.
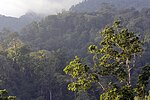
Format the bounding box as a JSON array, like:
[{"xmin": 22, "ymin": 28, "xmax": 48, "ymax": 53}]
[{"xmin": 0, "ymin": 0, "xmax": 83, "ymax": 17}]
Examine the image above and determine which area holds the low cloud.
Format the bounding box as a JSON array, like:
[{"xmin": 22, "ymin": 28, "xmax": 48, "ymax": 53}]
[{"xmin": 0, "ymin": 0, "xmax": 83, "ymax": 17}]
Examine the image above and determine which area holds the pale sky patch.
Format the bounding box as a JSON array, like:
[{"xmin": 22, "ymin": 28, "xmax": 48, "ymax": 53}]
[{"xmin": 0, "ymin": 0, "xmax": 83, "ymax": 17}]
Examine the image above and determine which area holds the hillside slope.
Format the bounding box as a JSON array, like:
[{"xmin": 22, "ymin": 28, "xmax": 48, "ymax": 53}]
[
  {"xmin": 0, "ymin": 12, "xmax": 43, "ymax": 32},
  {"xmin": 70, "ymin": 0, "xmax": 150, "ymax": 12}
]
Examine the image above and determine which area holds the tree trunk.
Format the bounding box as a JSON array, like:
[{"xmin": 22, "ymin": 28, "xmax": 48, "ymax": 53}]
[
  {"xmin": 133, "ymin": 53, "xmax": 136, "ymax": 68},
  {"xmin": 49, "ymin": 89, "xmax": 52, "ymax": 100},
  {"xmin": 126, "ymin": 58, "xmax": 131, "ymax": 85}
]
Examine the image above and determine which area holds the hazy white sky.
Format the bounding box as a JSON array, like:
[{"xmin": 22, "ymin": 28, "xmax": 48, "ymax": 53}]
[{"xmin": 0, "ymin": 0, "xmax": 83, "ymax": 17}]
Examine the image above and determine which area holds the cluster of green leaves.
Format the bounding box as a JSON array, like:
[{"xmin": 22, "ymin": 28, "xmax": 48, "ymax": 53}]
[
  {"xmin": 0, "ymin": 89, "xmax": 16, "ymax": 100},
  {"xmin": 100, "ymin": 85, "xmax": 134, "ymax": 100},
  {"xmin": 64, "ymin": 56, "xmax": 93, "ymax": 91},
  {"xmin": 136, "ymin": 65, "xmax": 150, "ymax": 97}
]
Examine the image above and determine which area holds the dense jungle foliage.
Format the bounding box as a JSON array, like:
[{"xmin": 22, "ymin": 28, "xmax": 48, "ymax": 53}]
[{"xmin": 0, "ymin": 1, "xmax": 150, "ymax": 100}]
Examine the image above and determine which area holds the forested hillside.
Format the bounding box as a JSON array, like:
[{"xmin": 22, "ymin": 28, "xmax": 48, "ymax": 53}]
[
  {"xmin": 0, "ymin": 0, "xmax": 149, "ymax": 100},
  {"xmin": 21, "ymin": 7, "xmax": 150, "ymax": 65},
  {"xmin": 70, "ymin": 0, "xmax": 150, "ymax": 13},
  {"xmin": 0, "ymin": 12, "xmax": 42, "ymax": 31}
]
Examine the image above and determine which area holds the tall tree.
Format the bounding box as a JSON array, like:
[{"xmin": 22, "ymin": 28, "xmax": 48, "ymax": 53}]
[{"xmin": 64, "ymin": 20, "xmax": 149, "ymax": 100}]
